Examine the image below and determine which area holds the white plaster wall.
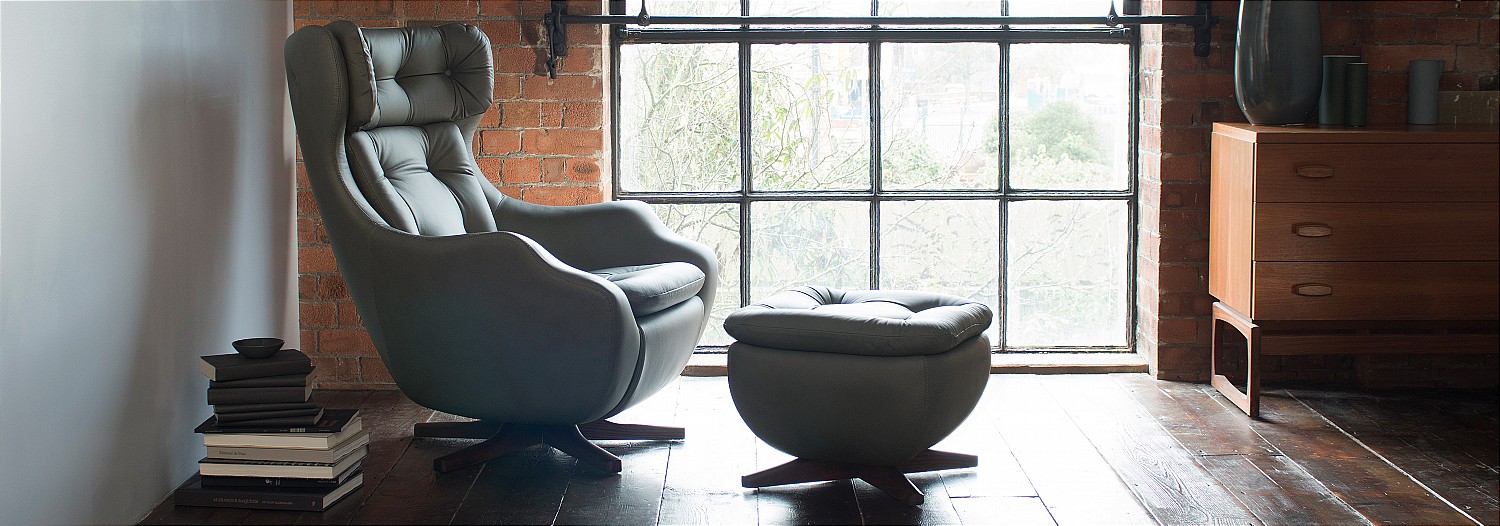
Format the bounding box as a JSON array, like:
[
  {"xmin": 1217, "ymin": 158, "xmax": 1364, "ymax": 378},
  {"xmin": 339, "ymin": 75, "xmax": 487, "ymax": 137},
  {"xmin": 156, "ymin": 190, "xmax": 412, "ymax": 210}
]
[{"xmin": 0, "ymin": 1, "xmax": 294, "ymax": 523}]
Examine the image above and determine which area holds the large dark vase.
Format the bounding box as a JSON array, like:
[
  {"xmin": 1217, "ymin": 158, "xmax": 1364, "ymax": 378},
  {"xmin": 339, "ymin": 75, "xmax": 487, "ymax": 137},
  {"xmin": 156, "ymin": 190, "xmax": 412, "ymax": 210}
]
[{"xmin": 1234, "ymin": 0, "xmax": 1322, "ymax": 125}]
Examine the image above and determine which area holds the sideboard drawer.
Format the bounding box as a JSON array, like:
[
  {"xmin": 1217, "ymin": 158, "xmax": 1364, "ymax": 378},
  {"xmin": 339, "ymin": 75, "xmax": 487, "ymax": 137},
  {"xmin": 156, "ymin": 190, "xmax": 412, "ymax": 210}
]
[
  {"xmin": 1252, "ymin": 261, "xmax": 1500, "ymax": 320},
  {"xmin": 1254, "ymin": 203, "xmax": 1500, "ymax": 261},
  {"xmin": 1254, "ymin": 143, "xmax": 1499, "ymax": 203}
]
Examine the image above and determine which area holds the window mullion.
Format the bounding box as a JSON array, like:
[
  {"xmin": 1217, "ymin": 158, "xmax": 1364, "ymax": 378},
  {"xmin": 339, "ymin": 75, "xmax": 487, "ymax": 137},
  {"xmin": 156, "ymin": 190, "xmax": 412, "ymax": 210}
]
[
  {"xmin": 997, "ymin": 40, "xmax": 1010, "ymax": 352},
  {"xmin": 868, "ymin": 40, "xmax": 882, "ymax": 290},
  {"xmin": 738, "ymin": 40, "xmax": 753, "ymax": 308}
]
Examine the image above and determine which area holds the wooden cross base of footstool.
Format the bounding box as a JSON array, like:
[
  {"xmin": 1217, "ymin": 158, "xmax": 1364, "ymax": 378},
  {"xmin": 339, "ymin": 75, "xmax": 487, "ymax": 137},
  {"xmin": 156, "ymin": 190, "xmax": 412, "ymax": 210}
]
[{"xmin": 741, "ymin": 449, "xmax": 978, "ymax": 505}]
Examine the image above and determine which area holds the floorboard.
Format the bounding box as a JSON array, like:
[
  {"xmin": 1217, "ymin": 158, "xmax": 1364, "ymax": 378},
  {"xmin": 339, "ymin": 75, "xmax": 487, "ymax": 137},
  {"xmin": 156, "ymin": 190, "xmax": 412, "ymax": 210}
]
[
  {"xmin": 1242, "ymin": 390, "xmax": 1476, "ymax": 525},
  {"xmin": 1118, "ymin": 377, "xmax": 1368, "ymax": 526},
  {"xmin": 552, "ymin": 379, "xmax": 680, "ymax": 526},
  {"xmin": 934, "ymin": 378, "xmax": 1041, "ymax": 526},
  {"xmin": 748, "ymin": 420, "xmax": 864, "ymax": 526},
  {"xmin": 853, "ymin": 474, "xmax": 962, "ymax": 525},
  {"xmin": 1113, "ymin": 376, "xmax": 1275, "ymax": 456},
  {"xmin": 1041, "ymin": 375, "xmax": 1261, "ymax": 525},
  {"xmin": 988, "ymin": 375, "xmax": 1153, "ymax": 526},
  {"xmin": 1291, "ymin": 389, "xmax": 1499, "ymax": 526},
  {"xmin": 138, "ymin": 374, "xmax": 1497, "ymax": 526},
  {"xmin": 345, "ymin": 406, "xmax": 475, "ymax": 525},
  {"xmin": 656, "ymin": 378, "xmax": 760, "ymax": 525},
  {"xmin": 949, "ymin": 496, "xmax": 1055, "ymax": 526},
  {"xmin": 449, "ymin": 446, "xmax": 575, "ymax": 525},
  {"xmin": 752, "ymin": 478, "xmax": 863, "ymax": 526}
]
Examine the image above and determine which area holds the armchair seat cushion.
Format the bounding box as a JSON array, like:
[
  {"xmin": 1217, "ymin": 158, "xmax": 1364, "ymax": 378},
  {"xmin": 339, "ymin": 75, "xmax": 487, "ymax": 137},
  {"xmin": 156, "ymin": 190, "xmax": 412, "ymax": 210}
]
[{"xmin": 590, "ymin": 262, "xmax": 706, "ymax": 317}]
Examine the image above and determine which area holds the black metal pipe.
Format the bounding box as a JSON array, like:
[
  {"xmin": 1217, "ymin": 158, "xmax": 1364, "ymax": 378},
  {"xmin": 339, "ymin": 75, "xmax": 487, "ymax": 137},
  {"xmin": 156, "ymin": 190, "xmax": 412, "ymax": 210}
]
[
  {"xmin": 561, "ymin": 14, "xmax": 1210, "ymax": 27},
  {"xmin": 551, "ymin": 1, "xmax": 1217, "ymax": 77},
  {"xmin": 618, "ymin": 28, "xmax": 1129, "ymax": 44},
  {"xmin": 614, "ymin": 191, "xmax": 1138, "ymax": 203}
]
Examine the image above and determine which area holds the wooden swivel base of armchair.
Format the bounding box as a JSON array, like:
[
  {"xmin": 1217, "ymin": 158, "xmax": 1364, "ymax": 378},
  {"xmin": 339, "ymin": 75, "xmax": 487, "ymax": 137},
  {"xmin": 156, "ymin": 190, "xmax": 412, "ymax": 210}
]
[
  {"xmin": 414, "ymin": 420, "xmax": 684, "ymax": 474},
  {"xmin": 742, "ymin": 449, "xmax": 977, "ymax": 505}
]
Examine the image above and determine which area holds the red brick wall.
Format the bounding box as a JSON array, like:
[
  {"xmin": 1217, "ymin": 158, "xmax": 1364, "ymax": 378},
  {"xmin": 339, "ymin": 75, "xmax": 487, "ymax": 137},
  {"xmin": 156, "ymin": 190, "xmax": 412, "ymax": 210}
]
[
  {"xmin": 1140, "ymin": 0, "xmax": 1499, "ymax": 386},
  {"xmin": 1137, "ymin": 0, "xmax": 1240, "ymax": 383},
  {"xmin": 293, "ymin": 0, "xmax": 607, "ymax": 389}
]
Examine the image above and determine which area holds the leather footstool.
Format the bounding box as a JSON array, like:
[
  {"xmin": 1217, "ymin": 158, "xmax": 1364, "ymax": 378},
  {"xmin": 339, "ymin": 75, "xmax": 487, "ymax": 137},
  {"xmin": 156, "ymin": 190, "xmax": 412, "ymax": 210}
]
[{"xmin": 723, "ymin": 286, "xmax": 993, "ymax": 505}]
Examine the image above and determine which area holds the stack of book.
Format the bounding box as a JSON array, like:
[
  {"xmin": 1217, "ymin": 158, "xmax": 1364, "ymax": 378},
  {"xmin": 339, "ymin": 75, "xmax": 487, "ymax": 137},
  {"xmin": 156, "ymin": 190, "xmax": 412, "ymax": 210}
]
[
  {"xmin": 173, "ymin": 409, "xmax": 367, "ymax": 511},
  {"xmin": 172, "ymin": 349, "xmax": 368, "ymax": 512},
  {"xmin": 199, "ymin": 349, "xmax": 319, "ymax": 427}
]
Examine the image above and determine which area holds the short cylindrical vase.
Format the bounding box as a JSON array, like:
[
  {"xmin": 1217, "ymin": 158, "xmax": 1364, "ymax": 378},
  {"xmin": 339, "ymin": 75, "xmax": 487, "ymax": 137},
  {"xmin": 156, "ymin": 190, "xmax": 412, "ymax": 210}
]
[{"xmin": 1408, "ymin": 59, "xmax": 1444, "ymax": 125}]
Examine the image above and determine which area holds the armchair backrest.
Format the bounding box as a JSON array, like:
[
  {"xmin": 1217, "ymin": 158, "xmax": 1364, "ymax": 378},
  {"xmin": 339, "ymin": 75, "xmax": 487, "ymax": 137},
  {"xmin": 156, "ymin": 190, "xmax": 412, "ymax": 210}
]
[{"xmin": 315, "ymin": 21, "xmax": 501, "ymax": 236}]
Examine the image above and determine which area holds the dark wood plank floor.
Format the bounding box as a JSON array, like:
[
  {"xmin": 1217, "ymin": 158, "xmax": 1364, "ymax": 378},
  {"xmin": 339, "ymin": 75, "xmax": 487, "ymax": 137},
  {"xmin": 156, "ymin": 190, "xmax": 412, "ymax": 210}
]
[{"xmin": 141, "ymin": 374, "xmax": 1498, "ymax": 525}]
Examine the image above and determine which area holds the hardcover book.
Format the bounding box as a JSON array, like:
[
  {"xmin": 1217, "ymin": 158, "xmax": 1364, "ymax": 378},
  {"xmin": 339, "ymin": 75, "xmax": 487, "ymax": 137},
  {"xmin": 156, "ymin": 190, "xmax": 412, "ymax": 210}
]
[
  {"xmin": 214, "ymin": 413, "xmax": 323, "ymax": 428},
  {"xmin": 209, "ymin": 373, "xmax": 310, "ymax": 389},
  {"xmin": 199, "ymin": 462, "xmax": 362, "ymax": 490},
  {"xmin": 206, "ymin": 383, "xmax": 314, "ymax": 405},
  {"xmin": 214, "ymin": 408, "xmax": 323, "ymax": 424},
  {"xmin": 199, "ymin": 411, "xmax": 363, "ymax": 450},
  {"xmin": 206, "ymin": 431, "xmax": 368, "ymax": 463},
  {"xmin": 196, "ymin": 408, "xmax": 356, "ymax": 434},
  {"xmin": 173, "ymin": 472, "xmax": 363, "ymax": 512},
  {"xmin": 198, "ymin": 350, "xmax": 313, "ymax": 382},
  {"xmin": 197, "ymin": 446, "xmax": 366, "ymax": 479},
  {"xmin": 213, "ymin": 402, "xmax": 319, "ymax": 415}
]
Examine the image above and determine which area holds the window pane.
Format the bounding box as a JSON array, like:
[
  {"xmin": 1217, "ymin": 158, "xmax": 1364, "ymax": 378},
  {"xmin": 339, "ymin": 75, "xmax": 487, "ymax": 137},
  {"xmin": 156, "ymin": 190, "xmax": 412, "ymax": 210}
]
[
  {"xmin": 625, "ymin": 0, "xmax": 738, "ymax": 15},
  {"xmin": 750, "ymin": 0, "xmax": 869, "ymax": 17},
  {"xmin": 881, "ymin": 200, "xmax": 1000, "ymax": 341},
  {"xmin": 750, "ymin": 201, "xmax": 869, "ymax": 302},
  {"xmin": 1008, "ymin": 43, "xmax": 1129, "ymax": 190},
  {"xmin": 619, "ymin": 44, "xmax": 740, "ymax": 192},
  {"xmin": 650, "ymin": 203, "xmax": 741, "ymax": 346},
  {"xmin": 879, "ymin": 0, "xmax": 1002, "ymax": 17},
  {"xmin": 751, "ymin": 44, "xmax": 870, "ymax": 191},
  {"xmin": 881, "ymin": 43, "xmax": 999, "ymax": 190},
  {"xmin": 1007, "ymin": 0, "xmax": 1125, "ymax": 27},
  {"xmin": 1005, "ymin": 200, "xmax": 1128, "ymax": 347}
]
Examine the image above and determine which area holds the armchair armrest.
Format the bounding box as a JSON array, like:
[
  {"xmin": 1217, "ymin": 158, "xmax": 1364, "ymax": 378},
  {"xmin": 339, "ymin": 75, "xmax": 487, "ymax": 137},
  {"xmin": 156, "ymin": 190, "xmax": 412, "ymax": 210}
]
[{"xmin": 493, "ymin": 198, "xmax": 719, "ymax": 307}]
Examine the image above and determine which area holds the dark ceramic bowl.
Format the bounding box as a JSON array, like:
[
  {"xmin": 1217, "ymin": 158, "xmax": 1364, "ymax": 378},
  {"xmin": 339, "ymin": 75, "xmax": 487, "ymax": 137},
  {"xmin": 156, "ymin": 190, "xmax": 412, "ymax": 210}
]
[{"xmin": 232, "ymin": 337, "xmax": 284, "ymax": 359}]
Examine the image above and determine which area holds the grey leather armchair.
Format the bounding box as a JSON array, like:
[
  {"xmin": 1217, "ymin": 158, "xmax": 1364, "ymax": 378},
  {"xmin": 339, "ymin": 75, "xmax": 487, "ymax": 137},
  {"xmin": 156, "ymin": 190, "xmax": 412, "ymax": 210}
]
[{"xmin": 284, "ymin": 21, "xmax": 717, "ymax": 474}]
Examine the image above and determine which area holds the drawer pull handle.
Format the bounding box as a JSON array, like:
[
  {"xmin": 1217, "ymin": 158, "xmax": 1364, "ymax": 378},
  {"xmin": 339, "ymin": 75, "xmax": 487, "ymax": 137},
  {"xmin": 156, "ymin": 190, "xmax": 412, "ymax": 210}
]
[
  {"xmin": 1294, "ymin": 283, "xmax": 1333, "ymax": 297},
  {"xmin": 1293, "ymin": 223, "xmax": 1333, "ymax": 237},
  {"xmin": 1296, "ymin": 165, "xmax": 1335, "ymax": 178}
]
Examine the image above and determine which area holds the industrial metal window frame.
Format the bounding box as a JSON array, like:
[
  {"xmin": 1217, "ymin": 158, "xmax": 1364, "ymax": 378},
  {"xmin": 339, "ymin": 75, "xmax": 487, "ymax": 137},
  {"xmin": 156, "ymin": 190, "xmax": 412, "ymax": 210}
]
[{"xmin": 572, "ymin": 0, "xmax": 1216, "ymax": 352}]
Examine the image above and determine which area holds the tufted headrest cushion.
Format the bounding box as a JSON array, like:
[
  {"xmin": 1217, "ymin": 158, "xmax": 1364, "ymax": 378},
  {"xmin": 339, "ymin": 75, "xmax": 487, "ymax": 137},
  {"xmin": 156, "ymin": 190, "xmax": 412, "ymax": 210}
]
[
  {"xmin": 327, "ymin": 21, "xmax": 493, "ymax": 131},
  {"xmin": 724, "ymin": 286, "xmax": 994, "ymax": 357}
]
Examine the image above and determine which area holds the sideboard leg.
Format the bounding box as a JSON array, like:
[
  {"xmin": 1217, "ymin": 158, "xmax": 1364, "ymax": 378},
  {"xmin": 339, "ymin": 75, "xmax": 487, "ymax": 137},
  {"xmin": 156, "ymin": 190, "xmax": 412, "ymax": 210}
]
[{"xmin": 1212, "ymin": 302, "xmax": 1261, "ymax": 418}]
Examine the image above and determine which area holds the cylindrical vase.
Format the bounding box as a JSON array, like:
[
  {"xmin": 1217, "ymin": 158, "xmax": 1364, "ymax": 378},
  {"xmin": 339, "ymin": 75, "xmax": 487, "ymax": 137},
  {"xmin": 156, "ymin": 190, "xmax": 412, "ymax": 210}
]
[
  {"xmin": 1319, "ymin": 55, "xmax": 1359, "ymax": 125},
  {"xmin": 1235, "ymin": 0, "xmax": 1323, "ymax": 125},
  {"xmin": 1345, "ymin": 62, "xmax": 1368, "ymax": 126},
  {"xmin": 1408, "ymin": 59, "xmax": 1444, "ymax": 125}
]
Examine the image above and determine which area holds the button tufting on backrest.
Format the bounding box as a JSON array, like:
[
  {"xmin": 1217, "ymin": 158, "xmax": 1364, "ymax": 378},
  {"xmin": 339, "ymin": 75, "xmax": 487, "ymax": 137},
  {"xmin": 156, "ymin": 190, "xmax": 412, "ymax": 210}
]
[{"xmin": 329, "ymin": 21, "xmax": 493, "ymax": 131}]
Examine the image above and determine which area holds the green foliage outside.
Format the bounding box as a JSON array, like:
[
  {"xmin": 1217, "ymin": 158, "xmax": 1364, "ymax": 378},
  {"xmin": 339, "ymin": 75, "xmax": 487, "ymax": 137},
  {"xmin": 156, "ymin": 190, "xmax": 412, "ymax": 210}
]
[{"xmin": 1010, "ymin": 101, "xmax": 1106, "ymax": 164}]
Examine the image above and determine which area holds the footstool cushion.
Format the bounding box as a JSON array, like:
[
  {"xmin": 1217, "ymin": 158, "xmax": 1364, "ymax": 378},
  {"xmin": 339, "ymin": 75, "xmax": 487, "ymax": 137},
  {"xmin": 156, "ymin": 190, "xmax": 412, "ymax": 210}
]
[
  {"xmin": 724, "ymin": 286, "xmax": 992, "ymax": 467},
  {"xmin": 724, "ymin": 286, "xmax": 992, "ymax": 356}
]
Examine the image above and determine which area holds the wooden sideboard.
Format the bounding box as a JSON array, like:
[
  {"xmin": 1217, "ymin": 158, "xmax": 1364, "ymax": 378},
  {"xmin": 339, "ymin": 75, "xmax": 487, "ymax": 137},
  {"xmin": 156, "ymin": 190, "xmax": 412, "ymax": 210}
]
[{"xmin": 1208, "ymin": 123, "xmax": 1500, "ymax": 417}]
